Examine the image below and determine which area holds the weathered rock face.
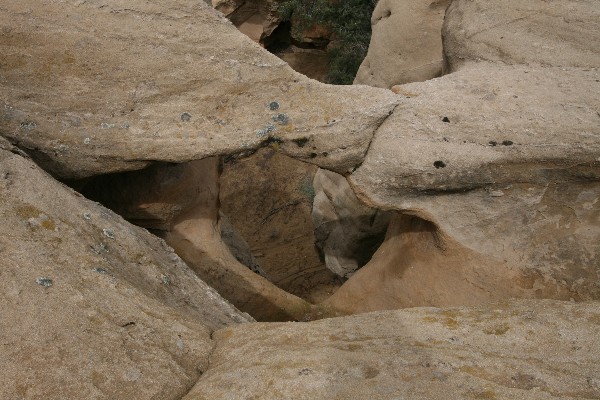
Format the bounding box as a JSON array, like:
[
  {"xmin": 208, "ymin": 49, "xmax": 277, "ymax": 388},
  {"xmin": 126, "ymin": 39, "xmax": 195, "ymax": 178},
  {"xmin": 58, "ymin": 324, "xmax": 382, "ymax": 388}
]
[
  {"xmin": 1, "ymin": 0, "xmax": 600, "ymax": 397},
  {"xmin": 312, "ymin": 168, "xmax": 391, "ymax": 278},
  {"xmin": 186, "ymin": 299, "xmax": 600, "ymax": 399},
  {"xmin": 326, "ymin": 0, "xmax": 600, "ymax": 314},
  {"xmin": 354, "ymin": 0, "xmax": 450, "ymax": 88},
  {"xmin": 212, "ymin": 0, "xmax": 281, "ymax": 43},
  {"xmin": 220, "ymin": 149, "xmax": 341, "ymax": 303},
  {"xmin": 0, "ymin": 0, "xmax": 598, "ymax": 325},
  {"xmin": 81, "ymin": 157, "xmax": 314, "ymax": 321},
  {"xmin": 0, "ymin": 145, "xmax": 251, "ymax": 399},
  {"xmin": 0, "ymin": 0, "xmax": 398, "ymax": 179},
  {"xmin": 443, "ymin": 0, "xmax": 600, "ymax": 72}
]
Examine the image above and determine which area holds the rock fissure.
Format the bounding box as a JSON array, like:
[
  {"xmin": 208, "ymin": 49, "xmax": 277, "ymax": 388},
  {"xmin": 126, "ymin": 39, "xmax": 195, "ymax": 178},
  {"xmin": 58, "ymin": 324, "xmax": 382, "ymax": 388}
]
[{"xmin": 1, "ymin": 0, "xmax": 600, "ymax": 397}]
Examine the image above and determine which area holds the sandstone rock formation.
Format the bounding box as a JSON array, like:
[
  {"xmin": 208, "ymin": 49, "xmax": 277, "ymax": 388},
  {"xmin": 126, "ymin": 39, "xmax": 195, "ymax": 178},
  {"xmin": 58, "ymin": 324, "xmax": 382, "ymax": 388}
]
[
  {"xmin": 80, "ymin": 157, "xmax": 314, "ymax": 321},
  {"xmin": 354, "ymin": 0, "xmax": 450, "ymax": 88},
  {"xmin": 1, "ymin": 0, "xmax": 598, "ymax": 319},
  {"xmin": 1, "ymin": 0, "xmax": 600, "ymax": 397},
  {"xmin": 321, "ymin": 0, "xmax": 600, "ymax": 315},
  {"xmin": 443, "ymin": 0, "xmax": 600, "ymax": 71},
  {"xmin": 0, "ymin": 0, "xmax": 398, "ymax": 179},
  {"xmin": 0, "ymin": 144, "xmax": 251, "ymax": 399},
  {"xmin": 187, "ymin": 299, "xmax": 600, "ymax": 399},
  {"xmin": 220, "ymin": 149, "xmax": 341, "ymax": 303},
  {"xmin": 212, "ymin": 0, "xmax": 281, "ymax": 43},
  {"xmin": 312, "ymin": 168, "xmax": 391, "ymax": 278}
]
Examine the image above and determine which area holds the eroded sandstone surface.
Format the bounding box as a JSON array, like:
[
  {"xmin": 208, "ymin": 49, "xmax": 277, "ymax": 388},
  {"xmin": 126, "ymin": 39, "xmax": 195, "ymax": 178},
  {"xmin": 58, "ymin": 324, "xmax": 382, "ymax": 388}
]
[
  {"xmin": 187, "ymin": 299, "xmax": 600, "ymax": 399},
  {"xmin": 0, "ymin": 0, "xmax": 397, "ymax": 178},
  {"xmin": 0, "ymin": 143, "xmax": 251, "ymax": 398},
  {"xmin": 355, "ymin": 0, "xmax": 450, "ymax": 88},
  {"xmin": 0, "ymin": 0, "xmax": 599, "ymax": 397}
]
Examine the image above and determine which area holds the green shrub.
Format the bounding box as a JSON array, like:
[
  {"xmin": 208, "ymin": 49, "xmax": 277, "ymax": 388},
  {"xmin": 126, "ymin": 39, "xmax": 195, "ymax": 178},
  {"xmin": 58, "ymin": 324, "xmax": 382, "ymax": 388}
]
[{"xmin": 278, "ymin": 0, "xmax": 376, "ymax": 84}]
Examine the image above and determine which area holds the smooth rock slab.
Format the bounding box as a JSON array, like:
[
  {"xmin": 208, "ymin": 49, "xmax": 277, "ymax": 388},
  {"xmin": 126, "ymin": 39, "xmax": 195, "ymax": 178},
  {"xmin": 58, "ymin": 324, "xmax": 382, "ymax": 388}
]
[
  {"xmin": 0, "ymin": 146, "xmax": 251, "ymax": 399},
  {"xmin": 0, "ymin": 0, "xmax": 397, "ymax": 178},
  {"xmin": 443, "ymin": 0, "xmax": 600, "ymax": 71},
  {"xmin": 186, "ymin": 300, "xmax": 600, "ymax": 399},
  {"xmin": 354, "ymin": 0, "xmax": 450, "ymax": 87}
]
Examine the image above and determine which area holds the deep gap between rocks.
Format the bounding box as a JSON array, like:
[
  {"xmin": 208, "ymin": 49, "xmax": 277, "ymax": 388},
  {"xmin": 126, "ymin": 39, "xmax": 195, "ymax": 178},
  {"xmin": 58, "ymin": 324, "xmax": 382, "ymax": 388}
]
[{"xmin": 67, "ymin": 150, "xmax": 390, "ymax": 321}]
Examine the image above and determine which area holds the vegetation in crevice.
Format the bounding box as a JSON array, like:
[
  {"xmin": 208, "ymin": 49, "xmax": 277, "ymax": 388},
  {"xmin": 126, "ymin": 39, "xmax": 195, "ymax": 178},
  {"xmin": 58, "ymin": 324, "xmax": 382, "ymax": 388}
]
[{"xmin": 277, "ymin": 0, "xmax": 376, "ymax": 84}]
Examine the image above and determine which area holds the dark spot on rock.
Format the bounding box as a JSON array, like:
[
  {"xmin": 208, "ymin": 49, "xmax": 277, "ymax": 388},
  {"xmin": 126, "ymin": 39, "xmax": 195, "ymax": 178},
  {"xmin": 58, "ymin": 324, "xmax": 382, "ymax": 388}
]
[
  {"xmin": 309, "ymin": 153, "xmax": 318, "ymax": 159},
  {"xmin": 443, "ymin": 137, "xmax": 449, "ymax": 142},
  {"xmin": 121, "ymin": 321, "xmax": 136, "ymax": 328},
  {"xmin": 20, "ymin": 120, "xmax": 37, "ymax": 131},
  {"xmin": 502, "ymin": 140, "xmax": 513, "ymax": 146},
  {"xmin": 272, "ymin": 113, "xmax": 289, "ymax": 125},
  {"xmin": 92, "ymin": 267, "xmax": 109, "ymax": 274},
  {"xmin": 489, "ymin": 141, "xmax": 497, "ymax": 146},
  {"xmin": 269, "ymin": 101, "xmax": 280, "ymax": 111},
  {"xmin": 322, "ymin": 152, "xmax": 328, "ymax": 156},
  {"xmin": 442, "ymin": 116, "xmax": 450, "ymax": 123},
  {"xmin": 299, "ymin": 368, "xmax": 312, "ymax": 376},
  {"xmin": 433, "ymin": 160, "xmax": 446, "ymax": 169},
  {"xmin": 181, "ymin": 112, "xmax": 192, "ymax": 122},
  {"xmin": 256, "ymin": 123, "xmax": 276, "ymax": 137},
  {"xmin": 292, "ymin": 137, "xmax": 309, "ymax": 147},
  {"xmin": 262, "ymin": 136, "xmax": 283, "ymax": 147},
  {"xmin": 35, "ymin": 277, "xmax": 53, "ymax": 287}
]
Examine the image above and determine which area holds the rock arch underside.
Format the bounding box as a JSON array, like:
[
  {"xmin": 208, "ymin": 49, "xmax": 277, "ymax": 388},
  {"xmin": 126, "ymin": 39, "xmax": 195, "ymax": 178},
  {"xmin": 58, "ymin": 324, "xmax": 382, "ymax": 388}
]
[{"xmin": 1, "ymin": 0, "xmax": 599, "ymax": 398}]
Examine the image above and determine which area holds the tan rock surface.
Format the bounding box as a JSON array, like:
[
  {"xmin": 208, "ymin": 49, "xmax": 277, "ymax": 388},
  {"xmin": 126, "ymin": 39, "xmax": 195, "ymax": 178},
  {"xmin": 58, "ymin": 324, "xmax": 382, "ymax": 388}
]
[
  {"xmin": 443, "ymin": 0, "xmax": 600, "ymax": 72},
  {"xmin": 213, "ymin": 0, "xmax": 281, "ymax": 43},
  {"xmin": 327, "ymin": 0, "xmax": 600, "ymax": 314},
  {"xmin": 0, "ymin": 147, "xmax": 251, "ymax": 399},
  {"xmin": 0, "ymin": 0, "xmax": 397, "ymax": 179},
  {"xmin": 186, "ymin": 299, "xmax": 600, "ymax": 399},
  {"xmin": 333, "ymin": 61, "xmax": 600, "ymax": 313},
  {"xmin": 354, "ymin": 0, "xmax": 450, "ymax": 88}
]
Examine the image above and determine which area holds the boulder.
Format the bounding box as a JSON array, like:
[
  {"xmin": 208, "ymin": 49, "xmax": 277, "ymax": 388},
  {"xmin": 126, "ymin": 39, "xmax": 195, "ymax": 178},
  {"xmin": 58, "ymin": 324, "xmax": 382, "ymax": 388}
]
[
  {"xmin": 324, "ymin": 0, "xmax": 600, "ymax": 313},
  {"xmin": 0, "ymin": 0, "xmax": 397, "ymax": 179},
  {"xmin": 0, "ymin": 146, "xmax": 251, "ymax": 399},
  {"xmin": 186, "ymin": 299, "xmax": 600, "ymax": 399},
  {"xmin": 312, "ymin": 168, "xmax": 391, "ymax": 278},
  {"xmin": 354, "ymin": 0, "xmax": 450, "ymax": 88}
]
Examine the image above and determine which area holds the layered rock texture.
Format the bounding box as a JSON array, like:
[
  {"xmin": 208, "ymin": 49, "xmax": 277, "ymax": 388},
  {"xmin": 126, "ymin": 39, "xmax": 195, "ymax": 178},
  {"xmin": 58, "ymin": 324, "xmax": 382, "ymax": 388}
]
[
  {"xmin": 220, "ymin": 149, "xmax": 341, "ymax": 303},
  {"xmin": 1, "ymin": 0, "xmax": 599, "ymax": 397}
]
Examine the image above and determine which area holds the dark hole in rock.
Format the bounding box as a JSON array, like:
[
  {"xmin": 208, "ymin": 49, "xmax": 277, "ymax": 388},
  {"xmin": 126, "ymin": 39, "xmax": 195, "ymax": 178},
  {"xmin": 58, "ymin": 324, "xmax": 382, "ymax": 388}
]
[
  {"xmin": 502, "ymin": 140, "xmax": 513, "ymax": 146},
  {"xmin": 292, "ymin": 137, "xmax": 309, "ymax": 147},
  {"xmin": 442, "ymin": 116, "xmax": 450, "ymax": 123},
  {"xmin": 433, "ymin": 160, "xmax": 446, "ymax": 169},
  {"xmin": 67, "ymin": 152, "xmax": 392, "ymax": 320},
  {"xmin": 220, "ymin": 148, "xmax": 343, "ymax": 303},
  {"xmin": 256, "ymin": 18, "xmax": 330, "ymax": 82}
]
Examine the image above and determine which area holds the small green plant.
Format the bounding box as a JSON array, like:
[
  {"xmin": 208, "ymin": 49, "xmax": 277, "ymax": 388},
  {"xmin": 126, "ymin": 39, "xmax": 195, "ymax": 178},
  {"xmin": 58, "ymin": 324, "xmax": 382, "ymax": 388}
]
[{"xmin": 278, "ymin": 0, "xmax": 376, "ymax": 84}]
